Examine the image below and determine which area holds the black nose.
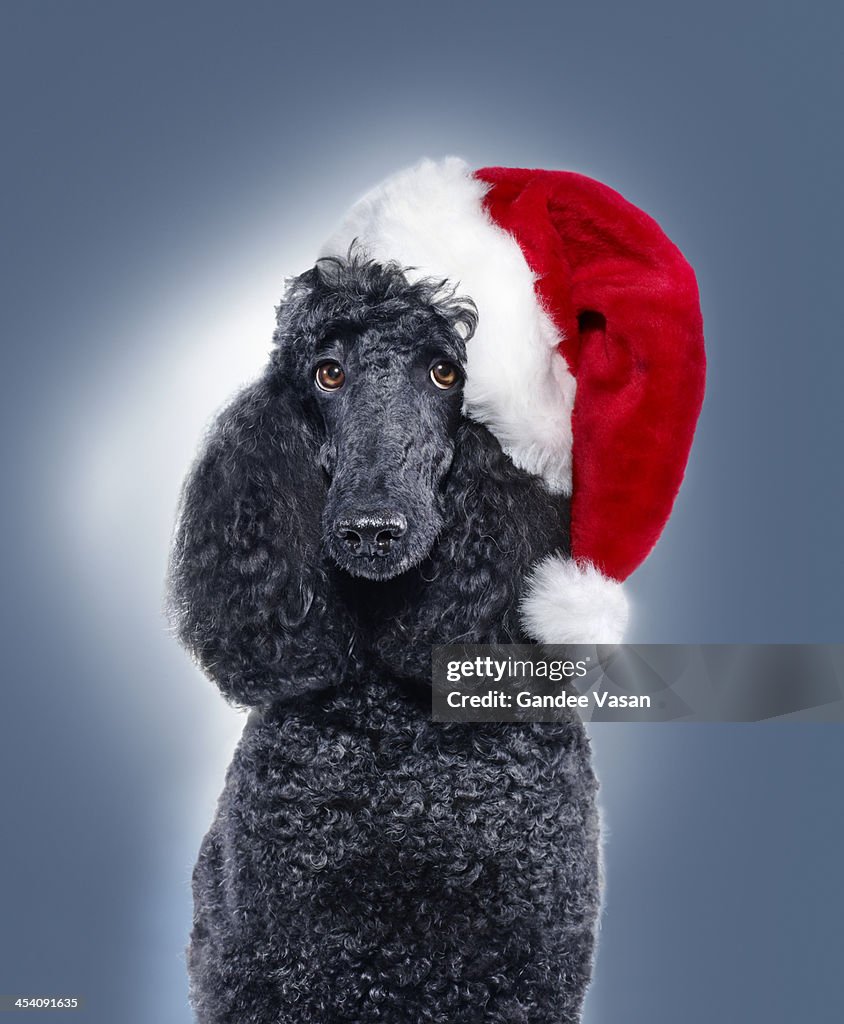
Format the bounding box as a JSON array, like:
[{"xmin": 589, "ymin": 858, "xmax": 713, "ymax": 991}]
[{"xmin": 334, "ymin": 514, "xmax": 408, "ymax": 557}]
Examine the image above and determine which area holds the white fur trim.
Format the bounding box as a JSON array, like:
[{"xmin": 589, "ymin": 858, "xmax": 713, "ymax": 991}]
[
  {"xmin": 520, "ymin": 555, "xmax": 629, "ymax": 644},
  {"xmin": 321, "ymin": 158, "xmax": 576, "ymax": 494}
]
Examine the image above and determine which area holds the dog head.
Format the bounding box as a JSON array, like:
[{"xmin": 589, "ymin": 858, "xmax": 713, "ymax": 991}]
[{"xmin": 168, "ymin": 252, "xmax": 565, "ymax": 705}]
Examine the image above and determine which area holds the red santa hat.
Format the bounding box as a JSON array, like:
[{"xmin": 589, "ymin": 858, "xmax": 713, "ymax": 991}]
[{"xmin": 321, "ymin": 158, "xmax": 706, "ymax": 643}]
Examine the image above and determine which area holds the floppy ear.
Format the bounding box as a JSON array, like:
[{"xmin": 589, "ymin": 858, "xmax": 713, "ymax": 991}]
[
  {"xmin": 168, "ymin": 374, "xmax": 355, "ymax": 707},
  {"xmin": 366, "ymin": 418, "xmax": 568, "ymax": 679}
]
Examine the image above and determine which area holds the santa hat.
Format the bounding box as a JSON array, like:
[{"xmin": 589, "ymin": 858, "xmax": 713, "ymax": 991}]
[{"xmin": 321, "ymin": 158, "xmax": 706, "ymax": 643}]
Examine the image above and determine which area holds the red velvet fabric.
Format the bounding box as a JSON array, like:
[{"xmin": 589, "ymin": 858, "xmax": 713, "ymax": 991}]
[{"xmin": 476, "ymin": 166, "xmax": 706, "ymax": 581}]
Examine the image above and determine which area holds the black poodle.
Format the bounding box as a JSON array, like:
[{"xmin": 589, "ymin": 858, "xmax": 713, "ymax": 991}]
[{"xmin": 169, "ymin": 252, "xmax": 600, "ymax": 1024}]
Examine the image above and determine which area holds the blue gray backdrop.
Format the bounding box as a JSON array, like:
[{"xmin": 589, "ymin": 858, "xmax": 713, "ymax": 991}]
[{"xmin": 1, "ymin": 1, "xmax": 842, "ymax": 1022}]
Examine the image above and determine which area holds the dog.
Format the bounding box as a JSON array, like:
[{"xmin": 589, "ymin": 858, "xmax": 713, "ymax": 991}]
[{"xmin": 169, "ymin": 252, "xmax": 601, "ymax": 1023}]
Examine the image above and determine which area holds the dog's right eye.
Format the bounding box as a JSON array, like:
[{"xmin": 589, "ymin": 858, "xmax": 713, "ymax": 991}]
[{"xmin": 315, "ymin": 361, "xmax": 346, "ymax": 392}]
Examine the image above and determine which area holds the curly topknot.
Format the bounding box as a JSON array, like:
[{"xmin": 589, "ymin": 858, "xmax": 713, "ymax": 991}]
[{"xmin": 275, "ymin": 246, "xmax": 478, "ymax": 348}]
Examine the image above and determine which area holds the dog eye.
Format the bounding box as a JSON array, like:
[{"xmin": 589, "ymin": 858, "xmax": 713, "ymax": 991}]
[
  {"xmin": 315, "ymin": 361, "xmax": 346, "ymax": 392},
  {"xmin": 430, "ymin": 361, "xmax": 460, "ymax": 390}
]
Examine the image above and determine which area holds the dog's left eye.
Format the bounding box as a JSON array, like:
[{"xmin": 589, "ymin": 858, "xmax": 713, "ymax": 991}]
[
  {"xmin": 315, "ymin": 361, "xmax": 346, "ymax": 392},
  {"xmin": 430, "ymin": 361, "xmax": 461, "ymax": 390}
]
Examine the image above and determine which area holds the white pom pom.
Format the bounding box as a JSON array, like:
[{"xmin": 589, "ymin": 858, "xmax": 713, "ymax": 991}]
[{"xmin": 520, "ymin": 556, "xmax": 629, "ymax": 645}]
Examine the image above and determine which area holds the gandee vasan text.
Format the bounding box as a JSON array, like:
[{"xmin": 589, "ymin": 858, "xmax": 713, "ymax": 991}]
[{"xmin": 445, "ymin": 690, "xmax": 651, "ymax": 710}]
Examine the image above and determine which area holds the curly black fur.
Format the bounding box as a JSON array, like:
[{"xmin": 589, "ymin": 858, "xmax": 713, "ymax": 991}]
[{"xmin": 169, "ymin": 252, "xmax": 600, "ymax": 1023}]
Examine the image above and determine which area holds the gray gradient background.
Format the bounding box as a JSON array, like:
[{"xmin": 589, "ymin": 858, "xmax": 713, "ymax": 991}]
[{"xmin": 1, "ymin": 1, "xmax": 842, "ymax": 1022}]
